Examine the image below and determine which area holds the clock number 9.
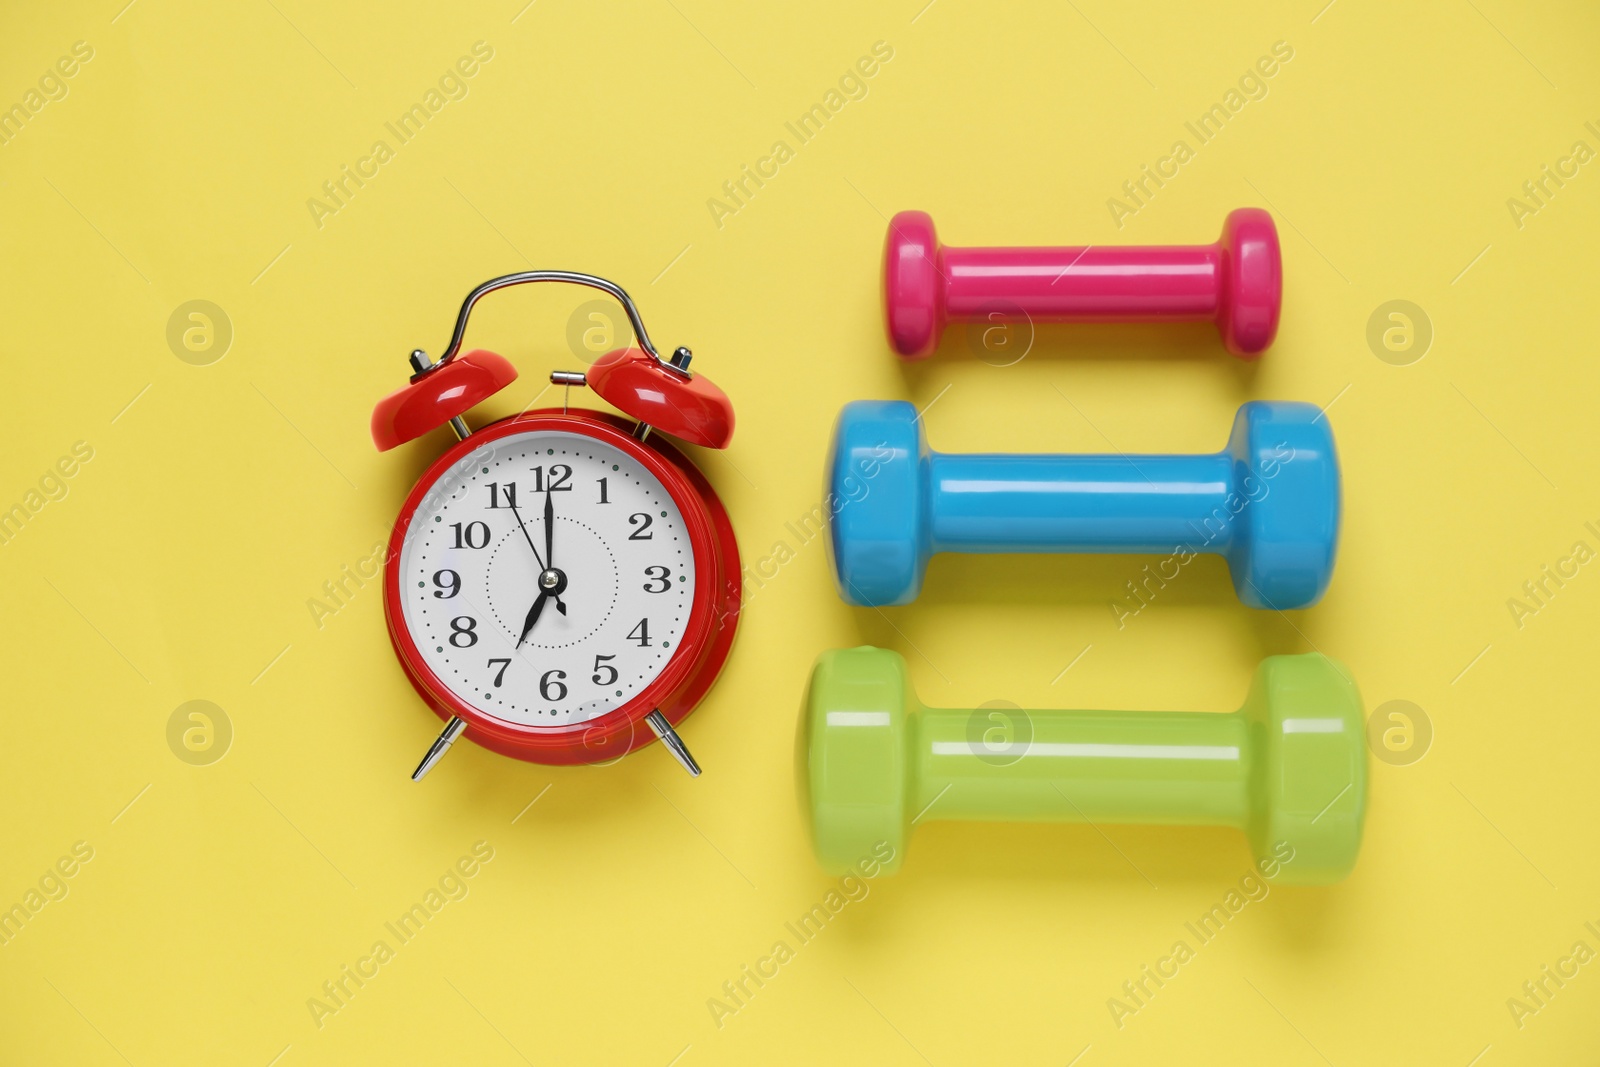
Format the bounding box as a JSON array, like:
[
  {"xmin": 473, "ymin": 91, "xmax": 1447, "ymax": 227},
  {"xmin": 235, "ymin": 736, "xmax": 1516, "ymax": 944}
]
[
  {"xmin": 432, "ymin": 570, "xmax": 460, "ymax": 598},
  {"xmin": 540, "ymin": 669, "xmax": 568, "ymax": 701},
  {"xmin": 643, "ymin": 566, "xmax": 671, "ymax": 593},
  {"xmin": 449, "ymin": 616, "xmax": 478, "ymax": 647}
]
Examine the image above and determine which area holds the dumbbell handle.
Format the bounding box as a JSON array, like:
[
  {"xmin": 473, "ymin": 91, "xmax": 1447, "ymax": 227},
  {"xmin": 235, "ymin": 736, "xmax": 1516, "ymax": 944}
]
[
  {"xmin": 929, "ymin": 451, "xmax": 1237, "ymax": 554},
  {"xmin": 942, "ymin": 244, "xmax": 1223, "ymax": 322},
  {"xmin": 916, "ymin": 704, "xmax": 1253, "ymax": 828}
]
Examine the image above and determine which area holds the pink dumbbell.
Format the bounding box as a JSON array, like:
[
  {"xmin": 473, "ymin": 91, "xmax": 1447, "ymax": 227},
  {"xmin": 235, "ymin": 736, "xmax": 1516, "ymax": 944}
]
[{"xmin": 883, "ymin": 208, "xmax": 1282, "ymax": 360}]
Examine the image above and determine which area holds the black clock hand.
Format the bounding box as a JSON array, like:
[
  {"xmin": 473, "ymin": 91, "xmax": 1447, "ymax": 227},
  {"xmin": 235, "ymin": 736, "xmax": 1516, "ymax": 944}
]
[
  {"xmin": 544, "ymin": 486, "xmax": 566, "ymax": 616},
  {"xmin": 509, "ymin": 489, "xmax": 564, "ymax": 636},
  {"xmin": 517, "ymin": 589, "xmax": 550, "ymax": 648},
  {"xmin": 543, "ymin": 487, "xmax": 555, "ymax": 569},
  {"xmin": 507, "ymin": 495, "xmax": 546, "ymax": 573}
]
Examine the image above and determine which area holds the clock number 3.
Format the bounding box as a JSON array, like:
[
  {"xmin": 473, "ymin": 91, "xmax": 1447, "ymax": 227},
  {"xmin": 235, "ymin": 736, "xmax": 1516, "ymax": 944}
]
[{"xmin": 643, "ymin": 566, "xmax": 671, "ymax": 593}]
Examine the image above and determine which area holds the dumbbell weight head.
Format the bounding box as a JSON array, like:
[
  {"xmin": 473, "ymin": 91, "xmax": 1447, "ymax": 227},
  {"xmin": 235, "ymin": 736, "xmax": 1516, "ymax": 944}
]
[
  {"xmin": 1216, "ymin": 207, "xmax": 1282, "ymax": 358},
  {"xmin": 798, "ymin": 645, "xmax": 918, "ymax": 875},
  {"xmin": 1220, "ymin": 400, "xmax": 1341, "ymax": 609},
  {"xmin": 799, "ymin": 646, "xmax": 1366, "ymax": 884},
  {"xmin": 882, "ymin": 211, "xmax": 943, "ymax": 361},
  {"xmin": 825, "ymin": 400, "xmax": 1340, "ymax": 609},
  {"xmin": 1236, "ymin": 651, "xmax": 1367, "ymax": 884},
  {"xmin": 824, "ymin": 399, "xmax": 928, "ymax": 607}
]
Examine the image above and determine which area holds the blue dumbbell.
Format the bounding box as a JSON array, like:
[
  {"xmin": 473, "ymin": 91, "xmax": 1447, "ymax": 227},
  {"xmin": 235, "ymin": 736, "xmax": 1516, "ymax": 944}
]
[{"xmin": 826, "ymin": 400, "xmax": 1340, "ymax": 608}]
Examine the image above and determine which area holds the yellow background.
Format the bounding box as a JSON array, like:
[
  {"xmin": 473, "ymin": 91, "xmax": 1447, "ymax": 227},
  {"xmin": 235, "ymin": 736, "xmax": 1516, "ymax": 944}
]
[{"xmin": 3, "ymin": 1, "xmax": 1598, "ymax": 1063}]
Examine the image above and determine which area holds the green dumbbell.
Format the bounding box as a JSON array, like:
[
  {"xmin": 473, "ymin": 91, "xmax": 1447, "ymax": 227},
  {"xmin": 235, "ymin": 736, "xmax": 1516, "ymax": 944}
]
[{"xmin": 799, "ymin": 647, "xmax": 1366, "ymax": 884}]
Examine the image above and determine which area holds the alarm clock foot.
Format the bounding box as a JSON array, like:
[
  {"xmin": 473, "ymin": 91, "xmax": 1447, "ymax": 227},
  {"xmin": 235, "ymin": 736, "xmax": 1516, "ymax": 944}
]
[
  {"xmin": 645, "ymin": 710, "xmax": 701, "ymax": 777},
  {"xmin": 411, "ymin": 716, "xmax": 467, "ymax": 781}
]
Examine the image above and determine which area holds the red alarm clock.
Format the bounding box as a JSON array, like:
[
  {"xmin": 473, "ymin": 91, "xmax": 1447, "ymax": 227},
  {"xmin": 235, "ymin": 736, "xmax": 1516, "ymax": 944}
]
[{"xmin": 370, "ymin": 272, "xmax": 740, "ymax": 781}]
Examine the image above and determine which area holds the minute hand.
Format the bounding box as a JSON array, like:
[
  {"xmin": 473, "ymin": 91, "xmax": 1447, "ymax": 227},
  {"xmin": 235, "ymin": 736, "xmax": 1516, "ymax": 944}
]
[
  {"xmin": 542, "ymin": 488, "xmax": 565, "ymax": 616},
  {"xmin": 507, "ymin": 495, "xmax": 545, "ymax": 572},
  {"xmin": 543, "ymin": 488, "xmax": 555, "ymax": 570}
]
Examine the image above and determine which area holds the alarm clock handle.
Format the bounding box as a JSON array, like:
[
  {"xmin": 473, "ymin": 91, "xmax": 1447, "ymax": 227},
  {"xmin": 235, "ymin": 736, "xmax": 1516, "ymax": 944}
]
[{"xmin": 430, "ymin": 271, "xmax": 682, "ymax": 372}]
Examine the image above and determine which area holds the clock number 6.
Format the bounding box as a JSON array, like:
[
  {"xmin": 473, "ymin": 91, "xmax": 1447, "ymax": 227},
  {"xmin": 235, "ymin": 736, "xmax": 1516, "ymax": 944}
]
[
  {"xmin": 449, "ymin": 616, "xmax": 478, "ymax": 647},
  {"xmin": 643, "ymin": 566, "xmax": 671, "ymax": 593},
  {"xmin": 540, "ymin": 669, "xmax": 568, "ymax": 701}
]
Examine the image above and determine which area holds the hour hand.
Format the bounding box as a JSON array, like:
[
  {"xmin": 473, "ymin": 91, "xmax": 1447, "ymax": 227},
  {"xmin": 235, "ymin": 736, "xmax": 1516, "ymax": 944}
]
[{"xmin": 517, "ymin": 591, "xmax": 550, "ymax": 648}]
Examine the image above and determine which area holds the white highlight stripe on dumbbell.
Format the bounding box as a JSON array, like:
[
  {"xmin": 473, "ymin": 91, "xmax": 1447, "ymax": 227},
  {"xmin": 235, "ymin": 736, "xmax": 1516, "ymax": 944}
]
[
  {"xmin": 931, "ymin": 742, "xmax": 1241, "ymax": 761},
  {"xmin": 939, "ymin": 479, "xmax": 1230, "ymax": 495},
  {"xmin": 828, "ymin": 711, "xmax": 893, "ymax": 727},
  {"xmin": 1280, "ymin": 718, "xmax": 1346, "ymax": 734}
]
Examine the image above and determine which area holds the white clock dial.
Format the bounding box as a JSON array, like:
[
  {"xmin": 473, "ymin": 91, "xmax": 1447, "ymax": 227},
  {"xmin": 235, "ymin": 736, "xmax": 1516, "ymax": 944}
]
[{"xmin": 398, "ymin": 430, "xmax": 695, "ymax": 727}]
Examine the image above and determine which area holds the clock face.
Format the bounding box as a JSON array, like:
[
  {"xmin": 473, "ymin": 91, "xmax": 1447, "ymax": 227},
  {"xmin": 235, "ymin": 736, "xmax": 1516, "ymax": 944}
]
[{"xmin": 397, "ymin": 429, "xmax": 696, "ymax": 728}]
